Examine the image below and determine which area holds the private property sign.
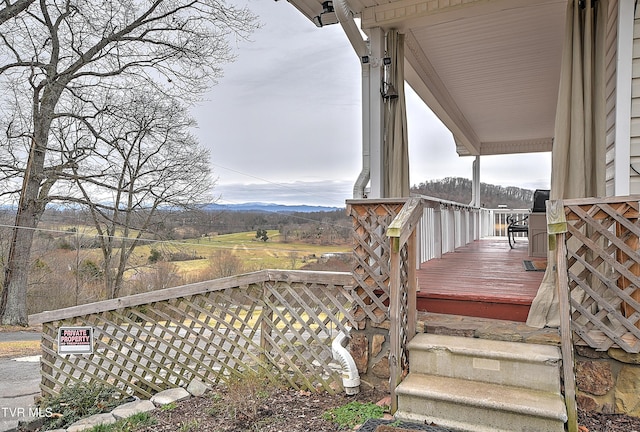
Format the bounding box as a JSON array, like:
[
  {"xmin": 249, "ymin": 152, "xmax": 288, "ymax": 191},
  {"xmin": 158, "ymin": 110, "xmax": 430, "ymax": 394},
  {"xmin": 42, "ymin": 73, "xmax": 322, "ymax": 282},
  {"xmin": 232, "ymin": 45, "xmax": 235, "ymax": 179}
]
[{"xmin": 57, "ymin": 326, "xmax": 94, "ymax": 355}]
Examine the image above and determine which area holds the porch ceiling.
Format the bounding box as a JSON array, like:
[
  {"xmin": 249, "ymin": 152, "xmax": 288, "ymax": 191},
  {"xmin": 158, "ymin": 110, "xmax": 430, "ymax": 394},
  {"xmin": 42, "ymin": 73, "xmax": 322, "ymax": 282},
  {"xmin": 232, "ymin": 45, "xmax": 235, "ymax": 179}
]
[{"xmin": 284, "ymin": 0, "xmax": 567, "ymax": 157}]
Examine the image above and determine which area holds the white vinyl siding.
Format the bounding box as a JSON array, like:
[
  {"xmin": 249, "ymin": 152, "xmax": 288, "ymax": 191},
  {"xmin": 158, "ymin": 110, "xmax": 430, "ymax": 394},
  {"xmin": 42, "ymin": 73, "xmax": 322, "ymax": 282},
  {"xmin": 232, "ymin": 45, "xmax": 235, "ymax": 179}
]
[{"xmin": 629, "ymin": 3, "xmax": 640, "ymax": 194}]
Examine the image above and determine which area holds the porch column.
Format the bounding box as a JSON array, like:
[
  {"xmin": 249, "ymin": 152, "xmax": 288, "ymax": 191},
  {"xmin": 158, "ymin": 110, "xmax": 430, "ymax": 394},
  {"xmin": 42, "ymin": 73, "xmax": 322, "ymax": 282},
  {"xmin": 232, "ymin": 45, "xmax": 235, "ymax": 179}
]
[
  {"xmin": 367, "ymin": 27, "xmax": 385, "ymax": 199},
  {"xmin": 614, "ymin": 0, "xmax": 633, "ymax": 196},
  {"xmin": 470, "ymin": 156, "xmax": 481, "ymax": 207},
  {"xmin": 470, "ymin": 156, "xmax": 481, "ymax": 238}
]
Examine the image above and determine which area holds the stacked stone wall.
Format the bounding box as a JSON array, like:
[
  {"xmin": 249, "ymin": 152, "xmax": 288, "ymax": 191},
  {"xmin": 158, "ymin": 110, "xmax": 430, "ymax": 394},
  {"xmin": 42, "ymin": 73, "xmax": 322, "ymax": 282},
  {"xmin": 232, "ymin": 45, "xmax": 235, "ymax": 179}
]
[
  {"xmin": 349, "ymin": 320, "xmax": 391, "ymax": 390},
  {"xmin": 575, "ymin": 346, "xmax": 640, "ymax": 416}
]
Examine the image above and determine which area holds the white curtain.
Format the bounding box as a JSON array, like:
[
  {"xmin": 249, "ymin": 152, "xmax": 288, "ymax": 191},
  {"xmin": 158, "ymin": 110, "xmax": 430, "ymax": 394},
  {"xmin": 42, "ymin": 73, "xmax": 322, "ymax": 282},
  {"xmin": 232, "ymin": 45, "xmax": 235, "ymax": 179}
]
[
  {"xmin": 526, "ymin": 0, "xmax": 607, "ymax": 328},
  {"xmin": 384, "ymin": 31, "xmax": 410, "ymax": 198}
]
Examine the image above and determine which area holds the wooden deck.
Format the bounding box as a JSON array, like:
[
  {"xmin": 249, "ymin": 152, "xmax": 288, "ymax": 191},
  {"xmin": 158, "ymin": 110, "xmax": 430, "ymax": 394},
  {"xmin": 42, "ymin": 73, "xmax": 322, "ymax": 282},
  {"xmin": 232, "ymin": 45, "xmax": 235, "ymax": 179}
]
[{"xmin": 416, "ymin": 238, "xmax": 545, "ymax": 322}]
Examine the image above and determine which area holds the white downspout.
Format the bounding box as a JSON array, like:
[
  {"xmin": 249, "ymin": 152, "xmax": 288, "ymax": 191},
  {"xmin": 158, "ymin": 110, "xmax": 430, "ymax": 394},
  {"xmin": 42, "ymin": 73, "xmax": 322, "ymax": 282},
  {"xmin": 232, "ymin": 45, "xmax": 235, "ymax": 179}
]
[
  {"xmin": 353, "ymin": 63, "xmax": 371, "ymax": 199},
  {"xmin": 334, "ymin": 0, "xmax": 367, "ymax": 58},
  {"xmin": 334, "ymin": 0, "xmax": 371, "ymax": 199},
  {"xmin": 332, "ymin": 331, "xmax": 361, "ymax": 395}
]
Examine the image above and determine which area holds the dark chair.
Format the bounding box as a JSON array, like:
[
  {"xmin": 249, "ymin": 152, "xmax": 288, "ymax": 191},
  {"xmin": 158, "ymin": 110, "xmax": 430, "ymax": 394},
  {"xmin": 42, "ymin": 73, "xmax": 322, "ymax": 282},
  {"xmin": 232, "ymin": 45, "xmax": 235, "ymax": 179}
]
[
  {"xmin": 507, "ymin": 215, "xmax": 528, "ymax": 249},
  {"xmin": 507, "ymin": 189, "xmax": 549, "ymax": 249}
]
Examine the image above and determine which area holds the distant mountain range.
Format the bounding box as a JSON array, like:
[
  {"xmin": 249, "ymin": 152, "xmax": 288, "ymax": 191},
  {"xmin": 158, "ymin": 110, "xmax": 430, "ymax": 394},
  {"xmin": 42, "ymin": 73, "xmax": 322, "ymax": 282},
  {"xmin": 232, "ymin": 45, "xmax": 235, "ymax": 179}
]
[
  {"xmin": 9, "ymin": 178, "xmax": 536, "ymax": 215},
  {"xmin": 202, "ymin": 202, "xmax": 343, "ymax": 213},
  {"xmin": 204, "ymin": 177, "xmax": 538, "ymax": 212}
]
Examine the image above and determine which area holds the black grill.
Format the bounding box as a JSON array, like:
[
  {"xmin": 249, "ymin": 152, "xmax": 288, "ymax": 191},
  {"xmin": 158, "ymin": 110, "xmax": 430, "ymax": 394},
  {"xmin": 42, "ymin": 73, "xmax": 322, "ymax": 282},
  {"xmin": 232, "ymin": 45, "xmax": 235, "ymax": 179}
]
[{"xmin": 532, "ymin": 189, "xmax": 550, "ymax": 213}]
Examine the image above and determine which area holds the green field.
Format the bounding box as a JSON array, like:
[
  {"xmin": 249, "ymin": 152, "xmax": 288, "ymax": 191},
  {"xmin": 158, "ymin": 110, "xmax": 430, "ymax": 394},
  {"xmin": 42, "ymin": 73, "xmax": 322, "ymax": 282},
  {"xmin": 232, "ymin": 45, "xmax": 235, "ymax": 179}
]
[
  {"xmin": 139, "ymin": 230, "xmax": 350, "ymax": 274},
  {"xmin": 43, "ymin": 227, "xmax": 351, "ymax": 286}
]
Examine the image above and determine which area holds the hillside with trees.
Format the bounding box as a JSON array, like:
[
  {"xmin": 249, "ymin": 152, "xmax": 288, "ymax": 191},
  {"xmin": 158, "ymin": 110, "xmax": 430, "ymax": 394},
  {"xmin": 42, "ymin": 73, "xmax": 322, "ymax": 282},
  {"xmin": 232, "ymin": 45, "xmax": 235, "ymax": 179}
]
[{"xmin": 411, "ymin": 177, "xmax": 536, "ymax": 209}]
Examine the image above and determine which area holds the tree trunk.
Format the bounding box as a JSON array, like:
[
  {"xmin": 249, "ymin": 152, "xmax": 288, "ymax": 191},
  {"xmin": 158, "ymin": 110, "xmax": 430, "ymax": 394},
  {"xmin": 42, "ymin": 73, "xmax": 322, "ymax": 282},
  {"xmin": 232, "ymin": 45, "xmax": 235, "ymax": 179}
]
[
  {"xmin": 0, "ymin": 141, "xmax": 46, "ymax": 325},
  {"xmin": 0, "ymin": 91, "xmax": 55, "ymax": 325},
  {"xmin": 0, "ymin": 218, "xmax": 36, "ymax": 325}
]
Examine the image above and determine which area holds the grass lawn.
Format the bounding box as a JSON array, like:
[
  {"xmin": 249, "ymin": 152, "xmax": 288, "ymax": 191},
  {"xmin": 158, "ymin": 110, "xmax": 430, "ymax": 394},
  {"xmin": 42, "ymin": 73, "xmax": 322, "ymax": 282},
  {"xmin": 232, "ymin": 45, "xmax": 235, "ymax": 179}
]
[
  {"xmin": 164, "ymin": 230, "xmax": 350, "ymax": 273},
  {"xmin": 58, "ymin": 229, "xmax": 348, "ymax": 274},
  {"xmin": 0, "ymin": 340, "xmax": 41, "ymax": 358}
]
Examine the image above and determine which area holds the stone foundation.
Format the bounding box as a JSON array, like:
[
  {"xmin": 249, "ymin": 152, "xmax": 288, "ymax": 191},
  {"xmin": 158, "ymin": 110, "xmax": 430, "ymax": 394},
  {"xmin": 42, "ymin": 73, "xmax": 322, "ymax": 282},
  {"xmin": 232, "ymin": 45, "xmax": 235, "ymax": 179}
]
[
  {"xmin": 349, "ymin": 319, "xmax": 391, "ymax": 391},
  {"xmin": 575, "ymin": 346, "xmax": 640, "ymax": 416}
]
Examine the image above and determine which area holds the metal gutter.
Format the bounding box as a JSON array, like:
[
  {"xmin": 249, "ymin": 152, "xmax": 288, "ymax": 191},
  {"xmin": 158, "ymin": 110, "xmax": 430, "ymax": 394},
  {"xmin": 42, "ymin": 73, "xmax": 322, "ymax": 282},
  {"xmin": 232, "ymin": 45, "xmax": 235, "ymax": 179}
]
[{"xmin": 334, "ymin": 0, "xmax": 372, "ymax": 199}]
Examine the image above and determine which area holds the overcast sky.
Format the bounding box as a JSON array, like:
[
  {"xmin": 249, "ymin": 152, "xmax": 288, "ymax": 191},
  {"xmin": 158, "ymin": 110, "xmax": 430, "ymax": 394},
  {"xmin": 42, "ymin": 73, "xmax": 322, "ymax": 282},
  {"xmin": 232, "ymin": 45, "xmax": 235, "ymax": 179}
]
[{"xmin": 192, "ymin": 0, "xmax": 552, "ymax": 207}]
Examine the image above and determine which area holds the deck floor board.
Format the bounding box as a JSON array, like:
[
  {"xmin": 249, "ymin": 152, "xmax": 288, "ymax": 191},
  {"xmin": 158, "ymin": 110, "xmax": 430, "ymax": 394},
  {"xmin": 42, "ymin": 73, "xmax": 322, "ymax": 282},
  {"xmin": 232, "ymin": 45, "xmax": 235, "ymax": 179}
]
[{"xmin": 416, "ymin": 239, "xmax": 545, "ymax": 321}]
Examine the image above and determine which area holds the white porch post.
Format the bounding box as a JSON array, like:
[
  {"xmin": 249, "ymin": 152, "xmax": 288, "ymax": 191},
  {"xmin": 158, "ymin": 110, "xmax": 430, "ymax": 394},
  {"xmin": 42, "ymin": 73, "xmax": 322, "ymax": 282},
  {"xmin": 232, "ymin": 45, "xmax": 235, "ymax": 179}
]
[
  {"xmin": 367, "ymin": 27, "xmax": 385, "ymax": 198},
  {"xmin": 470, "ymin": 156, "xmax": 481, "ymax": 239},
  {"xmin": 470, "ymin": 156, "xmax": 481, "ymax": 207},
  {"xmin": 614, "ymin": 0, "xmax": 633, "ymax": 196}
]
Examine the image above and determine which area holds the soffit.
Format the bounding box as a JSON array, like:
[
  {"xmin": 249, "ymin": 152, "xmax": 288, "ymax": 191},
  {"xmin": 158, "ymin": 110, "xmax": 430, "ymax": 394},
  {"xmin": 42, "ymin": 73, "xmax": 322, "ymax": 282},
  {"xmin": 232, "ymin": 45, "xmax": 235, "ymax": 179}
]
[{"xmin": 284, "ymin": 0, "xmax": 567, "ymax": 156}]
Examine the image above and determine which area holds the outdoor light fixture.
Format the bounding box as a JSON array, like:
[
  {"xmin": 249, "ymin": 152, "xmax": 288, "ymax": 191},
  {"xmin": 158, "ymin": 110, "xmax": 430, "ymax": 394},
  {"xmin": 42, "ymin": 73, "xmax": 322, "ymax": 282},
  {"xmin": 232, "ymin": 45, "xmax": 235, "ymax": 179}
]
[
  {"xmin": 312, "ymin": 1, "xmax": 339, "ymax": 27},
  {"xmin": 381, "ymin": 54, "xmax": 397, "ymax": 100},
  {"xmin": 382, "ymin": 82, "xmax": 398, "ymax": 100},
  {"xmin": 361, "ymin": 56, "xmax": 392, "ymax": 67}
]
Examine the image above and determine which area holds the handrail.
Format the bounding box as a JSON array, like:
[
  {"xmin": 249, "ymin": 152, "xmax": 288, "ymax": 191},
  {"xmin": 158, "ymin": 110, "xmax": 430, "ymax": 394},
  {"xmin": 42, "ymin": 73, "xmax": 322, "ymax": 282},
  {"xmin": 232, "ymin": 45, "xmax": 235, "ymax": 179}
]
[
  {"xmin": 410, "ymin": 193, "xmax": 476, "ymax": 210},
  {"xmin": 388, "ymin": 197, "xmax": 424, "ymax": 252},
  {"xmin": 387, "ymin": 198, "xmax": 422, "ymax": 413},
  {"xmin": 413, "ymin": 195, "xmax": 484, "ymax": 263},
  {"xmin": 386, "ymin": 196, "xmax": 482, "ymax": 412},
  {"xmin": 30, "ymin": 270, "xmax": 352, "ymax": 325}
]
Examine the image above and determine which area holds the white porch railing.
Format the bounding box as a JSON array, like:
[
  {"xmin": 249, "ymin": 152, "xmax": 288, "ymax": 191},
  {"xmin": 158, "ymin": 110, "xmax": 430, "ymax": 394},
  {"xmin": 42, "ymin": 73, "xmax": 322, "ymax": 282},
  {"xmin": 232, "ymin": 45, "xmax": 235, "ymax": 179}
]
[
  {"xmin": 481, "ymin": 208, "xmax": 530, "ymax": 238},
  {"xmin": 414, "ymin": 196, "xmax": 530, "ymax": 264},
  {"xmin": 418, "ymin": 203, "xmax": 529, "ymax": 265},
  {"xmin": 415, "ymin": 195, "xmax": 480, "ymax": 264}
]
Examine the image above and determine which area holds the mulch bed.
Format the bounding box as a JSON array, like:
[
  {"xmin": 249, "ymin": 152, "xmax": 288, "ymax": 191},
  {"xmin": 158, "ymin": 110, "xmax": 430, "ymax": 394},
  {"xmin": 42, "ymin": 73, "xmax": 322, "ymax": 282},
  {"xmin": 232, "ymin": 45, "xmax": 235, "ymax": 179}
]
[
  {"xmin": 15, "ymin": 384, "xmax": 640, "ymax": 432},
  {"xmin": 131, "ymin": 386, "xmax": 640, "ymax": 432},
  {"xmin": 578, "ymin": 408, "xmax": 640, "ymax": 432},
  {"xmin": 134, "ymin": 386, "xmax": 389, "ymax": 432}
]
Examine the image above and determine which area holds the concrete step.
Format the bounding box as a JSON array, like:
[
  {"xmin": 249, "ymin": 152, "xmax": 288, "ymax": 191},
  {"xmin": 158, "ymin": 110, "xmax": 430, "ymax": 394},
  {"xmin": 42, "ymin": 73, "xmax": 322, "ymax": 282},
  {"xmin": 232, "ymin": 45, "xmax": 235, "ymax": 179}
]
[
  {"xmin": 395, "ymin": 373, "xmax": 567, "ymax": 432},
  {"xmin": 407, "ymin": 333, "xmax": 562, "ymax": 393}
]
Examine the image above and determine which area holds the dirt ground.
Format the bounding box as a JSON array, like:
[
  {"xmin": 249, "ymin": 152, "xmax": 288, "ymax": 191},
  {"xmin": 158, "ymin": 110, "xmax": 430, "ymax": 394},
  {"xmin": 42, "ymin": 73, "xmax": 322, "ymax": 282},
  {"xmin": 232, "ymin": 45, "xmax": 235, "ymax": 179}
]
[
  {"xmin": 578, "ymin": 409, "xmax": 640, "ymax": 432},
  {"xmin": 13, "ymin": 379, "xmax": 640, "ymax": 432},
  {"xmin": 134, "ymin": 386, "xmax": 390, "ymax": 432},
  {"xmin": 131, "ymin": 385, "xmax": 640, "ymax": 432}
]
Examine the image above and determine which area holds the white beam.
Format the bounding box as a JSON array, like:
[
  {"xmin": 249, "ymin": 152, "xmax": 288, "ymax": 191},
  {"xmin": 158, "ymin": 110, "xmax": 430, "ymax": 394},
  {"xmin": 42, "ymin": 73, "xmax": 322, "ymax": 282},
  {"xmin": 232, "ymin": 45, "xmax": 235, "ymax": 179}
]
[
  {"xmin": 360, "ymin": 0, "xmax": 561, "ymax": 30},
  {"xmin": 368, "ymin": 27, "xmax": 385, "ymax": 199},
  {"xmin": 614, "ymin": 0, "xmax": 633, "ymax": 196},
  {"xmin": 479, "ymin": 138, "xmax": 553, "ymax": 156}
]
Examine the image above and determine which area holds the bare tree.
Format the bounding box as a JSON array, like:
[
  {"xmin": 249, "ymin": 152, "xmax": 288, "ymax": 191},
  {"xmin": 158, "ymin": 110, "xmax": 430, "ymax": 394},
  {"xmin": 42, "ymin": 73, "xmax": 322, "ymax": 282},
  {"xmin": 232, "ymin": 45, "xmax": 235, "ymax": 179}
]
[
  {"xmin": 204, "ymin": 249, "xmax": 244, "ymax": 279},
  {"xmin": 70, "ymin": 92, "xmax": 214, "ymax": 299},
  {"xmin": 287, "ymin": 251, "xmax": 298, "ymax": 270},
  {"xmin": 0, "ymin": 0, "xmax": 257, "ymax": 324},
  {"xmin": 125, "ymin": 261, "xmax": 182, "ymax": 296},
  {"xmin": 0, "ymin": 0, "xmax": 33, "ymax": 25}
]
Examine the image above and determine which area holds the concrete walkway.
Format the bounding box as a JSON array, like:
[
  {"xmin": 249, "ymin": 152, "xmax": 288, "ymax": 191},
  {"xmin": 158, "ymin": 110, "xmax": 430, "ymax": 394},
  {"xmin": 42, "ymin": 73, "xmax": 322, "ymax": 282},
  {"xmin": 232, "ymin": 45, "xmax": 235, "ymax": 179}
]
[{"xmin": 0, "ymin": 331, "xmax": 42, "ymax": 432}]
